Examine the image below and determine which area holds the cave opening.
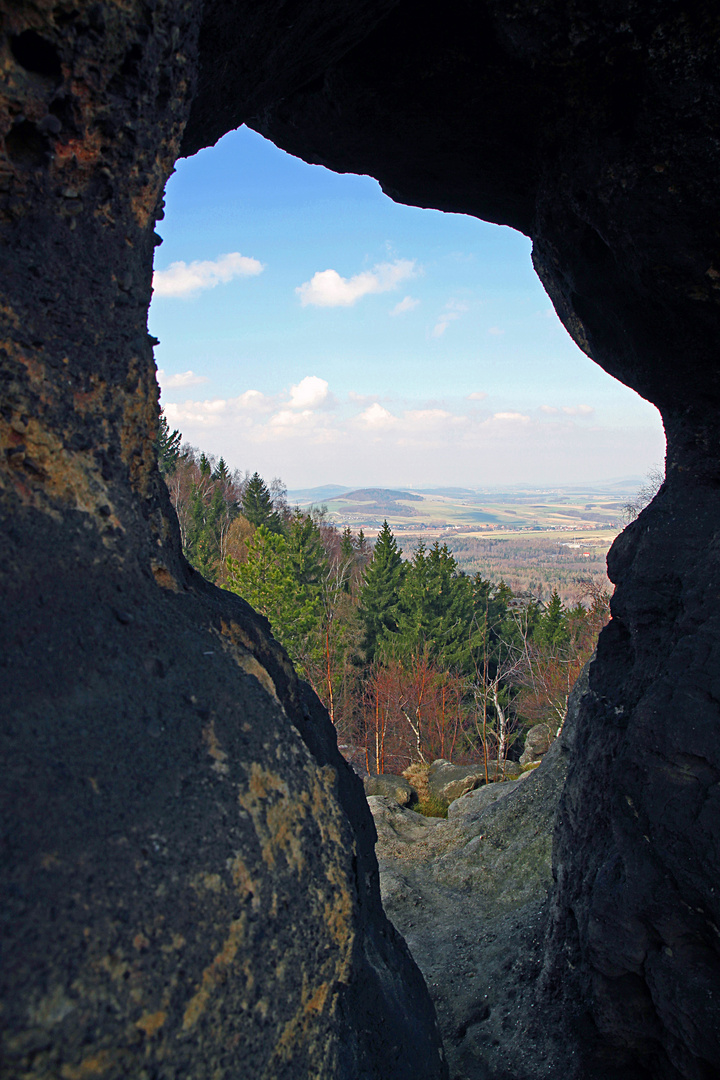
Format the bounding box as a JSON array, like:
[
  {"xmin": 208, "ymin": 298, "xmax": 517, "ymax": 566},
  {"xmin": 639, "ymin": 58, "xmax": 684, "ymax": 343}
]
[
  {"xmin": 150, "ymin": 124, "xmax": 665, "ymax": 494},
  {"xmin": 3, "ymin": 3, "xmax": 719, "ymax": 1078}
]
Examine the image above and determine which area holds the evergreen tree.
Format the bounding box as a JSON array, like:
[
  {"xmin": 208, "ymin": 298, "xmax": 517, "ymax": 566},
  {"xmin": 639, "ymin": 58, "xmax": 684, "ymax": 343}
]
[
  {"xmin": 199, "ymin": 452, "xmax": 212, "ymax": 478},
  {"xmin": 286, "ymin": 510, "xmax": 327, "ymax": 586},
  {"xmin": 241, "ymin": 472, "xmax": 284, "ymax": 534},
  {"xmin": 339, "ymin": 526, "xmax": 355, "ymax": 592},
  {"xmin": 156, "ymin": 410, "xmax": 181, "ymax": 475},
  {"xmin": 226, "ymin": 526, "xmax": 322, "ymax": 676},
  {"xmin": 213, "ymin": 456, "xmax": 230, "ymax": 484},
  {"xmin": 358, "ymin": 521, "xmax": 406, "ymax": 661},
  {"xmin": 356, "ymin": 529, "xmax": 370, "ymax": 558},
  {"xmin": 396, "ymin": 541, "xmax": 479, "ymax": 672},
  {"xmin": 535, "ymin": 589, "xmax": 569, "ymax": 652},
  {"xmin": 340, "ymin": 526, "xmax": 354, "ymax": 561}
]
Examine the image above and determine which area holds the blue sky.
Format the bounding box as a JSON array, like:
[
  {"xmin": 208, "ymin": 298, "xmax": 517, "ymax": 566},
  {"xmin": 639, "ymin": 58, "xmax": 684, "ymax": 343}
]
[{"xmin": 151, "ymin": 125, "xmax": 665, "ymax": 489}]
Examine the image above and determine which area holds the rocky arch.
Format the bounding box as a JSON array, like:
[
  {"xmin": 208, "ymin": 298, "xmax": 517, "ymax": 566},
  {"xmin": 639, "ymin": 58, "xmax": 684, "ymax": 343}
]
[{"xmin": 1, "ymin": 3, "xmax": 718, "ymax": 1079}]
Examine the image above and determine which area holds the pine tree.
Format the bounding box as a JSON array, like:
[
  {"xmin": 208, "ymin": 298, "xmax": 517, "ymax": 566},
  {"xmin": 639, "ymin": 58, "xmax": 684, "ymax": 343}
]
[
  {"xmin": 241, "ymin": 472, "xmax": 284, "ymax": 534},
  {"xmin": 199, "ymin": 452, "xmax": 212, "ymax": 478},
  {"xmin": 156, "ymin": 410, "xmax": 181, "ymax": 475},
  {"xmin": 358, "ymin": 521, "xmax": 406, "ymax": 661}
]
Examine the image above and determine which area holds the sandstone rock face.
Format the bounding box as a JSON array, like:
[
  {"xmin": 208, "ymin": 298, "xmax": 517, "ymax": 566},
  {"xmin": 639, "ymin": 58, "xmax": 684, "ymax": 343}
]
[
  {"xmin": 2, "ymin": 2, "xmax": 720, "ymax": 1078},
  {"xmin": 0, "ymin": 5, "xmax": 445, "ymax": 1078}
]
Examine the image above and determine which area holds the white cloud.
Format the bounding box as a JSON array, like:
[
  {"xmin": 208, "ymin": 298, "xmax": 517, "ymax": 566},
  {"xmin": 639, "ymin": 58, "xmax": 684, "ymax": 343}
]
[
  {"xmin": 493, "ymin": 411, "xmax": 530, "ymax": 423},
  {"xmin": 296, "ymin": 259, "xmax": 416, "ymax": 307},
  {"xmin": 158, "ymin": 369, "xmax": 209, "ymax": 389},
  {"xmin": 237, "ymin": 389, "xmax": 271, "ymax": 411},
  {"xmin": 488, "ymin": 326, "xmax": 504, "ymax": 336},
  {"xmin": 390, "ymin": 295, "xmax": 420, "ymax": 316},
  {"xmin": 540, "ymin": 405, "xmax": 559, "ymax": 414},
  {"xmin": 288, "ymin": 375, "xmax": 329, "ymax": 410},
  {"xmin": 431, "ymin": 312, "xmax": 459, "ymax": 337},
  {"xmin": 270, "ymin": 409, "xmax": 314, "ymax": 428},
  {"xmin": 468, "ymin": 391, "xmax": 488, "ymax": 401},
  {"xmin": 432, "ymin": 299, "xmax": 468, "ymax": 337},
  {"xmin": 153, "ymin": 252, "xmax": 264, "ymax": 298},
  {"xmin": 357, "ymin": 403, "xmax": 398, "ymax": 428},
  {"xmin": 163, "ymin": 399, "xmax": 228, "ymax": 426},
  {"xmin": 403, "ymin": 408, "xmax": 452, "ymax": 427}
]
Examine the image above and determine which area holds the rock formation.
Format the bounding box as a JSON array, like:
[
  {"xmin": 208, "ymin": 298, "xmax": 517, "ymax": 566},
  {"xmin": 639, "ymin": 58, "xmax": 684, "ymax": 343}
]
[
  {"xmin": 367, "ymin": 662, "xmax": 587, "ymax": 1080},
  {"xmin": 0, "ymin": 5, "xmax": 444, "ymax": 1078},
  {"xmin": 1, "ymin": 2, "xmax": 719, "ymax": 1078}
]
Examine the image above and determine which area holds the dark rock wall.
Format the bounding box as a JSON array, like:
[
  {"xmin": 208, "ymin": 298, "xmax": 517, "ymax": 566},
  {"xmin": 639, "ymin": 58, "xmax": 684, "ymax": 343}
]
[
  {"xmin": 2, "ymin": 1, "xmax": 720, "ymax": 1078},
  {"xmin": 0, "ymin": 3, "xmax": 445, "ymax": 1078},
  {"xmin": 186, "ymin": 4, "xmax": 719, "ymax": 1075}
]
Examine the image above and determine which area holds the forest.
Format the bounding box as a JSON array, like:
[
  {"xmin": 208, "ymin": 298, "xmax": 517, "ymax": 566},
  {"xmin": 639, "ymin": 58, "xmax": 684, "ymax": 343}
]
[{"xmin": 158, "ymin": 415, "xmax": 610, "ymax": 778}]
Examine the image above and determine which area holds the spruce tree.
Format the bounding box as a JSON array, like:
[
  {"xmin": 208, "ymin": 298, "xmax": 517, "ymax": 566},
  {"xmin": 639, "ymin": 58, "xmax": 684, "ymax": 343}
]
[
  {"xmin": 397, "ymin": 541, "xmax": 479, "ymax": 672},
  {"xmin": 358, "ymin": 521, "xmax": 405, "ymax": 661},
  {"xmin": 156, "ymin": 411, "xmax": 181, "ymax": 475},
  {"xmin": 226, "ymin": 526, "xmax": 322, "ymax": 677},
  {"xmin": 241, "ymin": 472, "xmax": 284, "ymax": 534},
  {"xmin": 213, "ymin": 456, "xmax": 230, "ymax": 484},
  {"xmin": 286, "ymin": 510, "xmax": 326, "ymax": 586},
  {"xmin": 536, "ymin": 589, "xmax": 569, "ymax": 652}
]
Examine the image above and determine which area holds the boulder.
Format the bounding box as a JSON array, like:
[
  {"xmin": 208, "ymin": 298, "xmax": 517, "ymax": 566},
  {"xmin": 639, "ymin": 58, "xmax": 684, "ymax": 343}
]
[
  {"xmin": 364, "ymin": 773, "xmax": 415, "ymax": 806},
  {"xmin": 519, "ymin": 722, "xmax": 556, "ymax": 766},
  {"xmin": 427, "ymin": 759, "xmax": 521, "ymax": 803},
  {"xmin": 446, "ymin": 774, "xmax": 533, "ymax": 826}
]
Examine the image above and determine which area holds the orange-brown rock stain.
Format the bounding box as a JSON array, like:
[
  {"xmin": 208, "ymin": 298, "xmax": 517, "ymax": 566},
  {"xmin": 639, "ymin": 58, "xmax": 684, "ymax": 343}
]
[
  {"xmin": 202, "ymin": 719, "xmax": 230, "ymax": 776},
  {"xmin": 217, "ymin": 618, "xmax": 284, "ymax": 700},
  {"xmin": 60, "ymin": 1049, "xmax": 115, "ymax": 1078},
  {"xmin": 181, "ymin": 917, "xmax": 247, "ymax": 1032}
]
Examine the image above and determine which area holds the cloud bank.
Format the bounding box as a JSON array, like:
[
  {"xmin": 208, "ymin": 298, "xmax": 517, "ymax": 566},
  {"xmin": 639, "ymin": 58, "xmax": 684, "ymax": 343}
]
[
  {"xmin": 160, "ymin": 377, "xmax": 663, "ymax": 488},
  {"xmin": 153, "ymin": 252, "xmax": 264, "ymax": 298},
  {"xmin": 296, "ymin": 259, "xmax": 416, "ymax": 307}
]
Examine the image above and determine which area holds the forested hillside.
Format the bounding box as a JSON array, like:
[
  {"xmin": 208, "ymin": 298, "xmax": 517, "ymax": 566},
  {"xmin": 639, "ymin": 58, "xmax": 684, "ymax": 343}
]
[{"xmin": 159, "ymin": 415, "xmax": 610, "ymax": 777}]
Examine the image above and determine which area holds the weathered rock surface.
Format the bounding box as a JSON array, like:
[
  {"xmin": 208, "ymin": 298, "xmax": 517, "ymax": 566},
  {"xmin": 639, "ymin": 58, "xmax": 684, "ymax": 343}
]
[
  {"xmin": 364, "ymin": 772, "xmax": 416, "ymax": 806},
  {"xmin": 0, "ymin": 5, "xmax": 445, "ymax": 1078},
  {"xmin": 427, "ymin": 759, "xmax": 521, "ymax": 803},
  {"xmin": 368, "ymin": 666, "xmax": 589, "ymax": 1080},
  {"xmin": 519, "ymin": 723, "xmax": 555, "ymax": 766},
  {"xmin": 3, "ymin": 2, "xmax": 720, "ymax": 1077}
]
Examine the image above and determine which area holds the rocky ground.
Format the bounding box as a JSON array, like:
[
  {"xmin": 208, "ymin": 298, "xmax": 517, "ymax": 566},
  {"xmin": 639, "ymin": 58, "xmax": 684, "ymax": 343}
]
[{"xmin": 368, "ymin": 668, "xmax": 590, "ymax": 1080}]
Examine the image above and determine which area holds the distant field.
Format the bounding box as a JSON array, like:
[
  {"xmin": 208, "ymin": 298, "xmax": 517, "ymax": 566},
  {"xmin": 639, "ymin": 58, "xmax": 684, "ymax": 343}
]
[
  {"xmin": 289, "ymin": 482, "xmax": 629, "ymax": 532},
  {"xmin": 288, "ymin": 482, "xmax": 632, "ymax": 602}
]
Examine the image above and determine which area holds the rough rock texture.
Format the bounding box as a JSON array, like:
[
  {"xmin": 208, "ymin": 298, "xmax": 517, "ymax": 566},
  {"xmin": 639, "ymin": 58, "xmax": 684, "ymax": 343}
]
[
  {"xmin": 367, "ymin": 666, "xmax": 587, "ymax": 1080},
  {"xmin": 0, "ymin": 5, "xmax": 445, "ymax": 1078},
  {"xmin": 427, "ymin": 759, "xmax": 522, "ymax": 803},
  {"xmin": 3, "ymin": 2, "xmax": 720, "ymax": 1078},
  {"xmin": 519, "ymin": 723, "xmax": 555, "ymax": 767},
  {"xmin": 364, "ymin": 772, "xmax": 416, "ymax": 806}
]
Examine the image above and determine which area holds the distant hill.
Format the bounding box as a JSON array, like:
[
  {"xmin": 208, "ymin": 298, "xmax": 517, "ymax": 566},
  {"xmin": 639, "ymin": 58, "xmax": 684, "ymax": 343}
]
[
  {"xmin": 287, "ymin": 484, "xmax": 351, "ymax": 503},
  {"xmin": 341, "ymin": 488, "xmax": 423, "ymax": 503}
]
